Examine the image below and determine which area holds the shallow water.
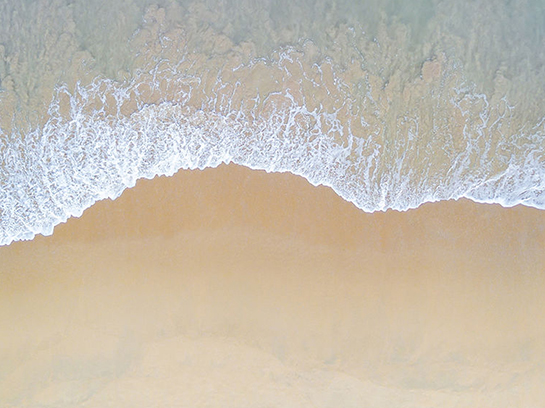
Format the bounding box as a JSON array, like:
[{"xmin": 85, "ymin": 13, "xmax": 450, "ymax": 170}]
[{"xmin": 1, "ymin": 0, "xmax": 544, "ymax": 245}]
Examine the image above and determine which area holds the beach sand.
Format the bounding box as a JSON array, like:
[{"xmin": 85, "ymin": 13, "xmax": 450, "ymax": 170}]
[{"xmin": 1, "ymin": 164, "xmax": 545, "ymax": 407}]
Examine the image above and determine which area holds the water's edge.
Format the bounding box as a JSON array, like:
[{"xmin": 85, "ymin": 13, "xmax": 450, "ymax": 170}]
[{"xmin": 1, "ymin": 1, "xmax": 544, "ymax": 246}]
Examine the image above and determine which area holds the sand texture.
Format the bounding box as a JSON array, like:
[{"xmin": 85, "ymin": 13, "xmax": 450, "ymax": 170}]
[{"xmin": 1, "ymin": 164, "xmax": 545, "ymax": 407}]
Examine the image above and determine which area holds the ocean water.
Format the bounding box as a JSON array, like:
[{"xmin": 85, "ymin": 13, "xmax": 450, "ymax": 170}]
[{"xmin": 0, "ymin": 0, "xmax": 544, "ymax": 245}]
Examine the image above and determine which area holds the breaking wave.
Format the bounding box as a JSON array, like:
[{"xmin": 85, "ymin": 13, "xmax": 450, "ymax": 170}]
[{"xmin": 1, "ymin": 1, "xmax": 545, "ymax": 246}]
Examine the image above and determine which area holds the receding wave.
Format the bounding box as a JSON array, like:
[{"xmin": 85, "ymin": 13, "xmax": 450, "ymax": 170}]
[{"xmin": 1, "ymin": 1, "xmax": 544, "ymax": 245}]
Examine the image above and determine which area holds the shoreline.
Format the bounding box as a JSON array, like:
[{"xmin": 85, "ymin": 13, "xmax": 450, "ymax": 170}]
[{"xmin": 1, "ymin": 164, "xmax": 545, "ymax": 407}]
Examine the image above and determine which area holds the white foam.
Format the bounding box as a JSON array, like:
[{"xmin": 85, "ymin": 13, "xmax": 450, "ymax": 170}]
[{"xmin": 1, "ymin": 52, "xmax": 544, "ymax": 246}]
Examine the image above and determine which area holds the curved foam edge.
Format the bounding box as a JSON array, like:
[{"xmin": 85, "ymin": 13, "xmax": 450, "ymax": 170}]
[{"xmin": 1, "ymin": 72, "xmax": 544, "ymax": 246}]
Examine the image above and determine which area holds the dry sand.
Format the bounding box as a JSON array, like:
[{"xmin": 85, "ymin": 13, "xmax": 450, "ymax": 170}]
[{"xmin": 1, "ymin": 164, "xmax": 545, "ymax": 407}]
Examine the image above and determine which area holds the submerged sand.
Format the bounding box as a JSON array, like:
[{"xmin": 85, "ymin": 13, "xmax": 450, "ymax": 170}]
[{"xmin": 1, "ymin": 164, "xmax": 545, "ymax": 407}]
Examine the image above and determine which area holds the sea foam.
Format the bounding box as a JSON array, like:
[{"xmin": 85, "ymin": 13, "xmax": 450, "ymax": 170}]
[
  {"xmin": 1, "ymin": 1, "xmax": 545, "ymax": 246},
  {"xmin": 1, "ymin": 49, "xmax": 544, "ymax": 246}
]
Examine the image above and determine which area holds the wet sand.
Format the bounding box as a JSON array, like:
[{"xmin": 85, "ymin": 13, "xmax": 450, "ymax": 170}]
[{"xmin": 1, "ymin": 164, "xmax": 545, "ymax": 407}]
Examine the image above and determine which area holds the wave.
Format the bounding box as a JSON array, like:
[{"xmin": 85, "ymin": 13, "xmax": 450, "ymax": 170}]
[
  {"xmin": 1, "ymin": 52, "xmax": 544, "ymax": 246},
  {"xmin": 1, "ymin": 2, "xmax": 545, "ymax": 246}
]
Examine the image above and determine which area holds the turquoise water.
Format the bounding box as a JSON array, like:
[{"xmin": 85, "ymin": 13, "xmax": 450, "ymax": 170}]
[{"xmin": 1, "ymin": 0, "xmax": 544, "ymax": 245}]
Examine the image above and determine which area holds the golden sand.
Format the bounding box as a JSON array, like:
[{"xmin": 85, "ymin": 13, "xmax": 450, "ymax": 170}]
[{"xmin": 1, "ymin": 164, "xmax": 545, "ymax": 407}]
